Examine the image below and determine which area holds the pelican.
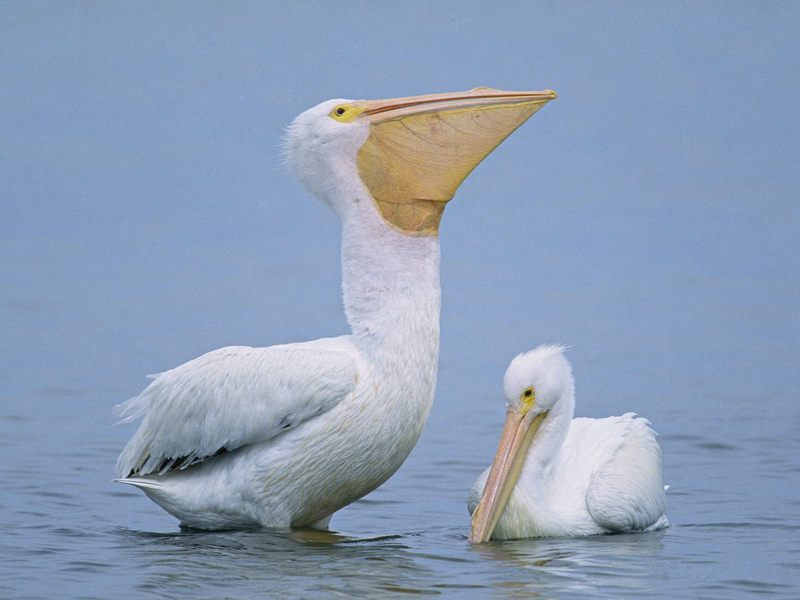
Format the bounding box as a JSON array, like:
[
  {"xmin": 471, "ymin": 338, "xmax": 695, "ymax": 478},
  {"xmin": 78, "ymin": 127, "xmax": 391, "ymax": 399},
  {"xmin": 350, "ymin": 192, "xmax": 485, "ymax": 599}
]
[
  {"xmin": 468, "ymin": 345, "xmax": 667, "ymax": 542},
  {"xmin": 115, "ymin": 87, "xmax": 557, "ymax": 530}
]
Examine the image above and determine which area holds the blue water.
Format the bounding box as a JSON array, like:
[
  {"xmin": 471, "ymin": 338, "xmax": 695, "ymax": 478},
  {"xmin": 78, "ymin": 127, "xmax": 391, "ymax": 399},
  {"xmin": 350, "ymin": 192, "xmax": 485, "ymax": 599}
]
[
  {"xmin": 2, "ymin": 376, "xmax": 799, "ymax": 598},
  {"xmin": 2, "ymin": 3, "xmax": 799, "ymax": 598}
]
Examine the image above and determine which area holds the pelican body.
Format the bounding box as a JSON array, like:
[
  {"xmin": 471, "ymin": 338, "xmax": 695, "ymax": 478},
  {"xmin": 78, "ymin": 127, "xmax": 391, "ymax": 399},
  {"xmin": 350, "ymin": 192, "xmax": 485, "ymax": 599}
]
[
  {"xmin": 116, "ymin": 88, "xmax": 556, "ymax": 530},
  {"xmin": 469, "ymin": 345, "xmax": 667, "ymax": 542}
]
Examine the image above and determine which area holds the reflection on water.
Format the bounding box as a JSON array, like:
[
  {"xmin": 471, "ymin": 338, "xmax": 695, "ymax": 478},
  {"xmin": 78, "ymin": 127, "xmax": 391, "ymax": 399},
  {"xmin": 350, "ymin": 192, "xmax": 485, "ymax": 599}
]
[
  {"xmin": 113, "ymin": 527, "xmax": 438, "ymax": 597},
  {"xmin": 469, "ymin": 531, "xmax": 667, "ymax": 598}
]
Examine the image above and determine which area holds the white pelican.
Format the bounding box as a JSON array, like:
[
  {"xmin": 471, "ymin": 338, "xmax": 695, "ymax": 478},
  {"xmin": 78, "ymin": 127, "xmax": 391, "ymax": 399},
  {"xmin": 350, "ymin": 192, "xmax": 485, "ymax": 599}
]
[
  {"xmin": 115, "ymin": 87, "xmax": 557, "ymax": 530},
  {"xmin": 468, "ymin": 345, "xmax": 667, "ymax": 542}
]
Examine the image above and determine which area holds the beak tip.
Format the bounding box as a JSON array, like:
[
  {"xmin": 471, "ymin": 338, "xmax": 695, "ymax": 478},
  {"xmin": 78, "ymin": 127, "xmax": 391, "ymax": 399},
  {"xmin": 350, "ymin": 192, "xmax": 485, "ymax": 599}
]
[{"xmin": 469, "ymin": 532, "xmax": 489, "ymax": 545}]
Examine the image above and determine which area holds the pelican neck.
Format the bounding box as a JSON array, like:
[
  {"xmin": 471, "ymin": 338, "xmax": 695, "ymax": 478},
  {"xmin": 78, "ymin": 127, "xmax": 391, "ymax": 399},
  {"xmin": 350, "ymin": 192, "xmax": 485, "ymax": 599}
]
[
  {"xmin": 524, "ymin": 392, "xmax": 575, "ymax": 472},
  {"xmin": 339, "ymin": 209, "xmax": 441, "ymax": 368}
]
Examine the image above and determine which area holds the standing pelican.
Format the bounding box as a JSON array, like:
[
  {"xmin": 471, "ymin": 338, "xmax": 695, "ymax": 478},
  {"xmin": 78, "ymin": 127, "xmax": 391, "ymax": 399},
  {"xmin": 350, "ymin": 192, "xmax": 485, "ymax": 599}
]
[
  {"xmin": 116, "ymin": 88, "xmax": 557, "ymax": 530},
  {"xmin": 469, "ymin": 345, "xmax": 667, "ymax": 542}
]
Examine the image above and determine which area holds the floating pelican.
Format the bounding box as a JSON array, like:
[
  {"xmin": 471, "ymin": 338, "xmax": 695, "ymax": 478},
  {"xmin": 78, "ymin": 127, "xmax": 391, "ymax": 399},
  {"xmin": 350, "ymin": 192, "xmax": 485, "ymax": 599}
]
[
  {"xmin": 468, "ymin": 345, "xmax": 667, "ymax": 542},
  {"xmin": 115, "ymin": 88, "xmax": 557, "ymax": 530}
]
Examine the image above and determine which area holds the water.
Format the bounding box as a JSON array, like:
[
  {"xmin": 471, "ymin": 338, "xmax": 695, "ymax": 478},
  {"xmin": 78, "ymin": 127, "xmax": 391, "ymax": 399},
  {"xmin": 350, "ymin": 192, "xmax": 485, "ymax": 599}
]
[
  {"xmin": 2, "ymin": 3, "xmax": 799, "ymax": 598},
  {"xmin": 2, "ymin": 381, "xmax": 799, "ymax": 598}
]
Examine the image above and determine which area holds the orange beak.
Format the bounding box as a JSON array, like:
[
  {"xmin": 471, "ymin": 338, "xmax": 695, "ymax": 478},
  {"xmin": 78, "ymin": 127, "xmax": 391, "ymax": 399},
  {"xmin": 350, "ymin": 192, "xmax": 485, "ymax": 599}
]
[
  {"xmin": 469, "ymin": 408, "xmax": 548, "ymax": 543},
  {"xmin": 353, "ymin": 87, "xmax": 557, "ymax": 235}
]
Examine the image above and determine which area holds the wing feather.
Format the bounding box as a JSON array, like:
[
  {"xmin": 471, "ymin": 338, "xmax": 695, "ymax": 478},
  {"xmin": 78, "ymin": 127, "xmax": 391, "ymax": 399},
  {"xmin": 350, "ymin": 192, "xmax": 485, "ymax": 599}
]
[
  {"xmin": 115, "ymin": 339, "xmax": 359, "ymax": 477},
  {"xmin": 585, "ymin": 414, "xmax": 667, "ymax": 532}
]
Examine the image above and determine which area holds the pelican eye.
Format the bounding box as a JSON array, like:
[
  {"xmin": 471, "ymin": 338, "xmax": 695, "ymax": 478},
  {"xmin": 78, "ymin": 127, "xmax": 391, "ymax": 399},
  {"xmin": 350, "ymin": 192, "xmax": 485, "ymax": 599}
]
[
  {"xmin": 329, "ymin": 104, "xmax": 365, "ymax": 123},
  {"xmin": 521, "ymin": 386, "xmax": 535, "ymax": 408}
]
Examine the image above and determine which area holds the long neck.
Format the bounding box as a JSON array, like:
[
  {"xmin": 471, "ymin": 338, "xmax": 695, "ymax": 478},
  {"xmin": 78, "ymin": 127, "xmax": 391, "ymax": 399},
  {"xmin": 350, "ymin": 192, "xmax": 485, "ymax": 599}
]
[
  {"xmin": 338, "ymin": 203, "xmax": 441, "ymax": 441},
  {"xmin": 340, "ymin": 210, "xmax": 441, "ymax": 370}
]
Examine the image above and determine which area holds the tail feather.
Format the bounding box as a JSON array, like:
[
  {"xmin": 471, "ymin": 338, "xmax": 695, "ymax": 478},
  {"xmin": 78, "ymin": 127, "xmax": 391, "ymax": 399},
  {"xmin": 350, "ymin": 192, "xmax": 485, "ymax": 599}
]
[
  {"xmin": 113, "ymin": 394, "xmax": 149, "ymax": 425},
  {"xmin": 115, "ymin": 477, "xmax": 165, "ymax": 491}
]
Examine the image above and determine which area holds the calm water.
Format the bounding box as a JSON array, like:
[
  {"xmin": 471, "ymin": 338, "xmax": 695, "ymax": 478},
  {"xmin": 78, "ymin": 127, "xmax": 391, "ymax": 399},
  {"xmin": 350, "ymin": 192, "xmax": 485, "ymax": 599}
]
[
  {"xmin": 2, "ymin": 3, "xmax": 799, "ymax": 599},
  {"xmin": 2, "ymin": 238, "xmax": 799, "ymax": 598}
]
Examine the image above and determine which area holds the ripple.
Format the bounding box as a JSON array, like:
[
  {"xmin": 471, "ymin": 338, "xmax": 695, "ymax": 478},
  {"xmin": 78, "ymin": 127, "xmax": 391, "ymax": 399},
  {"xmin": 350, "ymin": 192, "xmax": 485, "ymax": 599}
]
[
  {"xmin": 694, "ymin": 440, "xmax": 739, "ymax": 451},
  {"xmin": 354, "ymin": 498, "xmax": 401, "ymax": 506},
  {"xmin": 724, "ymin": 579, "xmax": 794, "ymax": 593},
  {"xmin": 380, "ymin": 585, "xmax": 441, "ymax": 595},
  {"xmin": 680, "ymin": 522, "xmax": 800, "ymax": 532},
  {"xmin": 0, "ymin": 413, "xmax": 29, "ymax": 422},
  {"xmin": 62, "ymin": 560, "xmax": 113, "ymax": 573}
]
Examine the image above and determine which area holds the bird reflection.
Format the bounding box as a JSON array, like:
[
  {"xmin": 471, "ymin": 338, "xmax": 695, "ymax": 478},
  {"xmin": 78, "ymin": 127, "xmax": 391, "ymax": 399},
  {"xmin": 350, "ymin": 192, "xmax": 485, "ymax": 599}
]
[
  {"xmin": 469, "ymin": 531, "xmax": 667, "ymax": 598},
  {"xmin": 114, "ymin": 526, "xmax": 434, "ymax": 596}
]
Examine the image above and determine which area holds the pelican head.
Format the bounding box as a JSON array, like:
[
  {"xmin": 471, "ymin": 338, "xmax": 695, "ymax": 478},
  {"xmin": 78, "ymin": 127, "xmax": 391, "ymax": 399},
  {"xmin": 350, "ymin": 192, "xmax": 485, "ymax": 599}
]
[
  {"xmin": 503, "ymin": 344, "xmax": 573, "ymax": 414},
  {"xmin": 284, "ymin": 88, "xmax": 557, "ymax": 235},
  {"xmin": 469, "ymin": 344, "xmax": 574, "ymax": 543}
]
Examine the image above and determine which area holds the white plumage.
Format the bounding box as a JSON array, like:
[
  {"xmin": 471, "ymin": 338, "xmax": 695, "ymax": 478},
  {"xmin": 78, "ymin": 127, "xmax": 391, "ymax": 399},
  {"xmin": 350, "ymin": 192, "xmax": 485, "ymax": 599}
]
[
  {"xmin": 468, "ymin": 345, "xmax": 667, "ymax": 541},
  {"xmin": 115, "ymin": 88, "xmax": 557, "ymax": 530},
  {"xmin": 116, "ymin": 340, "xmax": 359, "ymax": 477}
]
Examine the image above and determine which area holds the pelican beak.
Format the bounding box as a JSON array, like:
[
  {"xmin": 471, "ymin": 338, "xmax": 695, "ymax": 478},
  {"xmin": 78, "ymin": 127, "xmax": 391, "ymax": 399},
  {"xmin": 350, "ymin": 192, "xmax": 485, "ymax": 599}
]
[
  {"xmin": 353, "ymin": 87, "xmax": 557, "ymax": 235},
  {"xmin": 469, "ymin": 408, "xmax": 548, "ymax": 543}
]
